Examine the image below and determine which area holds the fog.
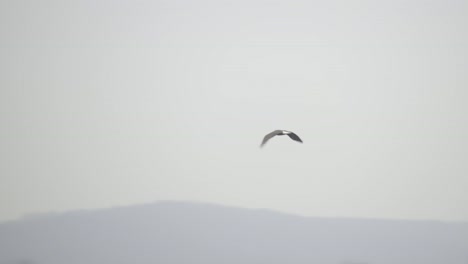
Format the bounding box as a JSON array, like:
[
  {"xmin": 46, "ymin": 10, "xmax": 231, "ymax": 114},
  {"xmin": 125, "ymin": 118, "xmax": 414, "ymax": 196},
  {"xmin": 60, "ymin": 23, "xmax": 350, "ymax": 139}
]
[
  {"xmin": 2, "ymin": 1, "xmax": 468, "ymax": 262},
  {"xmin": 2, "ymin": 0, "xmax": 468, "ymax": 223}
]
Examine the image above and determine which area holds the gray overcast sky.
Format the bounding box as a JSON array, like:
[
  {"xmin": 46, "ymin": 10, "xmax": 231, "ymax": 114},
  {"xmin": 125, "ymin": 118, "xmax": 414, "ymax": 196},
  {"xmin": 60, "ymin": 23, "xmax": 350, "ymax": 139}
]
[{"xmin": 1, "ymin": 0, "xmax": 468, "ymax": 222}]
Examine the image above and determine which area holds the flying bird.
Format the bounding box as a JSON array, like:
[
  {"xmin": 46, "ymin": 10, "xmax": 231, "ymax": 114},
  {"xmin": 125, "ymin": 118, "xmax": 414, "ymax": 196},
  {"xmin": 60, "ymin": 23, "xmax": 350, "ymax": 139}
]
[{"xmin": 260, "ymin": 130, "xmax": 303, "ymax": 147}]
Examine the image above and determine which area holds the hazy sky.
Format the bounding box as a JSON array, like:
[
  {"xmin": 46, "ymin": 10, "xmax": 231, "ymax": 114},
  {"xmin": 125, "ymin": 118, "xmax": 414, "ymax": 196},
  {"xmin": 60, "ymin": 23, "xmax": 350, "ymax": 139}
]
[{"xmin": 1, "ymin": 0, "xmax": 468, "ymax": 222}]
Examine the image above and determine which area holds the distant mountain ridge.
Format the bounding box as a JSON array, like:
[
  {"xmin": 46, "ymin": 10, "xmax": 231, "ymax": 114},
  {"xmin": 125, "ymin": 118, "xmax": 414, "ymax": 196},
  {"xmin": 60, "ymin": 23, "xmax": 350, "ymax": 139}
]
[{"xmin": 0, "ymin": 201, "xmax": 467, "ymax": 264}]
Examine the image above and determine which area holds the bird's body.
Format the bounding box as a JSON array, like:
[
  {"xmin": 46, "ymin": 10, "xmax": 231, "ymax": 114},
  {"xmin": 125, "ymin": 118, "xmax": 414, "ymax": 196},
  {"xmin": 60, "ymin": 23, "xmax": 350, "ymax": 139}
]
[{"xmin": 260, "ymin": 129, "xmax": 303, "ymax": 147}]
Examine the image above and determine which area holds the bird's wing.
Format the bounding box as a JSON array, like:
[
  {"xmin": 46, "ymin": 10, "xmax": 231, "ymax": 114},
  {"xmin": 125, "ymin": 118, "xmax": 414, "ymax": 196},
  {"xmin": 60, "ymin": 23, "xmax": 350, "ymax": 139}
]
[
  {"xmin": 287, "ymin": 132, "xmax": 303, "ymax": 143},
  {"xmin": 260, "ymin": 130, "xmax": 282, "ymax": 147}
]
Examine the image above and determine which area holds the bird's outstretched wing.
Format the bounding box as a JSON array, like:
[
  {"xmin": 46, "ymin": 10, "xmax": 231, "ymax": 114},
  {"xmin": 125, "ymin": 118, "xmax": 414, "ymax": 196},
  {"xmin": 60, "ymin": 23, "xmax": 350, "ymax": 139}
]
[
  {"xmin": 287, "ymin": 132, "xmax": 303, "ymax": 143},
  {"xmin": 260, "ymin": 130, "xmax": 282, "ymax": 147}
]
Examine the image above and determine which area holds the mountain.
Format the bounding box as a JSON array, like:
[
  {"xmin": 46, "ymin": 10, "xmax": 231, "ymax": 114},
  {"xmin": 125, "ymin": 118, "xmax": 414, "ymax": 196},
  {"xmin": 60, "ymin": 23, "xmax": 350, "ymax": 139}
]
[{"xmin": 0, "ymin": 201, "xmax": 467, "ymax": 264}]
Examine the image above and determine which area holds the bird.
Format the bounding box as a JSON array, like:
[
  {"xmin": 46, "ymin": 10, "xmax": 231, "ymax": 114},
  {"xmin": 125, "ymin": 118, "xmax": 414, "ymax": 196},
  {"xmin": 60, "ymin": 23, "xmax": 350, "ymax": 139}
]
[{"xmin": 260, "ymin": 130, "xmax": 303, "ymax": 147}]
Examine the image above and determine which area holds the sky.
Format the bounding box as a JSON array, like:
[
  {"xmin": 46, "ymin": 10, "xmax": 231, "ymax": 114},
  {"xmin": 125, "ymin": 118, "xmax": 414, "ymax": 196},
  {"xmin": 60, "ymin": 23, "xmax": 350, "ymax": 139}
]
[{"xmin": 1, "ymin": 0, "xmax": 468, "ymax": 222}]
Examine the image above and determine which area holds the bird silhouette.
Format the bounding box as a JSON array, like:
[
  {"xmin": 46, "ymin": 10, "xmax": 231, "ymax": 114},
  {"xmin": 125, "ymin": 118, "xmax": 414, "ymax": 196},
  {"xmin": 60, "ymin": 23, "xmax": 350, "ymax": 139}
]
[{"xmin": 260, "ymin": 130, "xmax": 303, "ymax": 147}]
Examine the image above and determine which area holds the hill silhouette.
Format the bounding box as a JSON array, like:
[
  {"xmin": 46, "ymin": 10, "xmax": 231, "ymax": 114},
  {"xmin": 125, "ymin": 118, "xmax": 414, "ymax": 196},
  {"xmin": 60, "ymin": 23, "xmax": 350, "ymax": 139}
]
[{"xmin": 0, "ymin": 201, "xmax": 467, "ymax": 264}]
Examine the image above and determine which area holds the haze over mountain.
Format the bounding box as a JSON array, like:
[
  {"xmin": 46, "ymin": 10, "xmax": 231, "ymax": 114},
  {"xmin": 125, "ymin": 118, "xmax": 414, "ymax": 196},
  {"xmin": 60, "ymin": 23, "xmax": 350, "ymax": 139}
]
[
  {"xmin": 0, "ymin": 201, "xmax": 467, "ymax": 264},
  {"xmin": 2, "ymin": 0, "xmax": 468, "ymax": 224}
]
